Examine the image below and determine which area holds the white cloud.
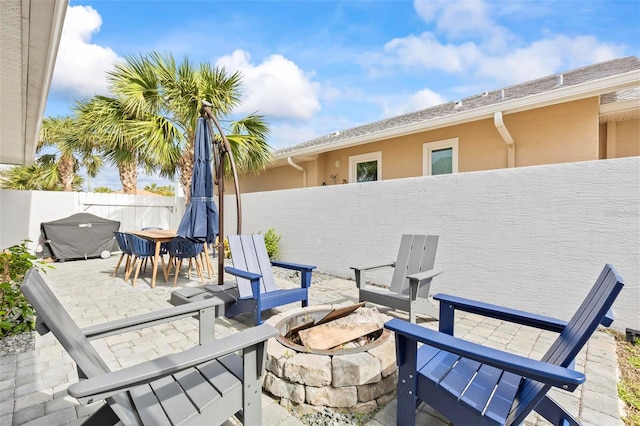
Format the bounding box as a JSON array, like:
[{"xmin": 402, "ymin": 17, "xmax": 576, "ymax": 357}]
[
  {"xmin": 476, "ymin": 35, "xmax": 625, "ymax": 85},
  {"xmin": 384, "ymin": 33, "xmax": 480, "ymax": 72},
  {"xmin": 50, "ymin": 5, "xmax": 121, "ymax": 98},
  {"xmin": 414, "ymin": 0, "xmax": 493, "ymax": 38},
  {"xmin": 216, "ymin": 50, "xmax": 321, "ymax": 119},
  {"xmin": 269, "ymin": 123, "xmax": 321, "ymax": 150},
  {"xmin": 385, "ymin": 0, "xmax": 626, "ymax": 88},
  {"xmin": 383, "ymin": 88, "xmax": 447, "ymax": 117}
]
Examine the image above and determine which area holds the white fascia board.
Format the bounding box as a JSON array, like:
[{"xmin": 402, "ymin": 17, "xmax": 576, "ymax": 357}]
[
  {"xmin": 600, "ymin": 98, "xmax": 640, "ymax": 114},
  {"xmin": 23, "ymin": 0, "xmax": 68, "ymax": 166},
  {"xmin": 277, "ymin": 71, "xmax": 640, "ymax": 161}
]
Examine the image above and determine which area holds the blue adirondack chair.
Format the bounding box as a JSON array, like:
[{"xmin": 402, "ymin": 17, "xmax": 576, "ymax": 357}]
[
  {"xmin": 224, "ymin": 234, "xmax": 317, "ymax": 325},
  {"xmin": 385, "ymin": 264, "xmax": 624, "ymax": 426}
]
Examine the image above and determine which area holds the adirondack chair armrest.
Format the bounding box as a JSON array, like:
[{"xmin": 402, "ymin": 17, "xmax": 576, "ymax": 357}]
[
  {"xmin": 351, "ymin": 262, "xmax": 396, "ymax": 288},
  {"xmin": 407, "ymin": 268, "xmax": 443, "ymax": 283},
  {"xmin": 81, "ymin": 298, "xmax": 223, "ymax": 340},
  {"xmin": 68, "ymin": 324, "xmax": 278, "ymax": 404},
  {"xmin": 224, "ymin": 266, "xmax": 262, "ymax": 281},
  {"xmin": 433, "ymin": 293, "xmax": 568, "ymax": 335},
  {"xmin": 406, "ymin": 269, "xmax": 444, "ymax": 301},
  {"xmin": 385, "ymin": 318, "xmax": 585, "ymax": 391},
  {"xmin": 224, "ymin": 266, "xmax": 262, "ymax": 299},
  {"xmin": 271, "ymin": 260, "xmax": 316, "ymax": 272},
  {"xmin": 271, "ymin": 260, "xmax": 316, "ymax": 289}
]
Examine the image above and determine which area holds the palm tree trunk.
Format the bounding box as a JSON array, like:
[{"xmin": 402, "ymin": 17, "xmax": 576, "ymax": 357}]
[
  {"xmin": 59, "ymin": 154, "xmax": 75, "ymax": 191},
  {"xmin": 118, "ymin": 163, "xmax": 138, "ymax": 194},
  {"xmin": 178, "ymin": 138, "xmax": 194, "ymax": 203}
]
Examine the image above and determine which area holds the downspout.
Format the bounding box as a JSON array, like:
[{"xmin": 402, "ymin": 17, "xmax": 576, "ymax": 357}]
[
  {"xmin": 287, "ymin": 157, "xmax": 307, "ymax": 187},
  {"xmin": 494, "ymin": 111, "xmax": 516, "ymax": 168}
]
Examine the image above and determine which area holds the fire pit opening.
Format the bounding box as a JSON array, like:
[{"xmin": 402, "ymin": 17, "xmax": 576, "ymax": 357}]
[
  {"xmin": 263, "ymin": 304, "xmax": 398, "ymax": 415},
  {"xmin": 275, "ymin": 303, "xmax": 390, "ymax": 355}
]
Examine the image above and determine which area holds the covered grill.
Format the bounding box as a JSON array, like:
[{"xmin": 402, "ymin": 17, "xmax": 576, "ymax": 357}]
[{"xmin": 40, "ymin": 213, "xmax": 120, "ymax": 262}]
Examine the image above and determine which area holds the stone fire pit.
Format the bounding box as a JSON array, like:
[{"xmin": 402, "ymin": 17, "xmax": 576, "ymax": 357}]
[{"xmin": 263, "ymin": 305, "xmax": 397, "ymax": 415}]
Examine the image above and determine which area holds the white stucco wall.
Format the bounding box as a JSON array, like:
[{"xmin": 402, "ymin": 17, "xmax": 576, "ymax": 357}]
[
  {"xmin": 226, "ymin": 158, "xmax": 639, "ymax": 332},
  {"xmin": 0, "ymin": 190, "xmax": 77, "ymax": 251},
  {"xmin": 1, "ymin": 158, "xmax": 637, "ymax": 331}
]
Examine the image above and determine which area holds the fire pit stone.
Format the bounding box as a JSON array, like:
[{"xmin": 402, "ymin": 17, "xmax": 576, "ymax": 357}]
[{"xmin": 263, "ymin": 304, "xmax": 398, "ymax": 415}]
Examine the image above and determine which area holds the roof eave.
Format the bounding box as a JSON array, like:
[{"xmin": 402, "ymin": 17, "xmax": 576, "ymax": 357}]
[
  {"xmin": 22, "ymin": 0, "xmax": 68, "ymax": 166},
  {"xmin": 276, "ymin": 70, "xmax": 639, "ymax": 161}
]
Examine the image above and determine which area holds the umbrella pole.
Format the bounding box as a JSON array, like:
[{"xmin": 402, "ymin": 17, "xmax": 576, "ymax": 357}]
[
  {"xmin": 217, "ymin": 150, "xmax": 226, "ymax": 284},
  {"xmin": 200, "ymin": 101, "xmax": 242, "ymax": 285}
]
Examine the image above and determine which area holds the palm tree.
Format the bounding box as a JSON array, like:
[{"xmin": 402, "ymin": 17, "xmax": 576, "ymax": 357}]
[
  {"xmin": 0, "ymin": 116, "xmax": 101, "ymax": 191},
  {"xmin": 74, "ymin": 94, "xmax": 182, "ymax": 194},
  {"xmin": 0, "ymin": 156, "xmax": 85, "ymax": 191},
  {"xmin": 108, "ymin": 52, "xmax": 273, "ymax": 201},
  {"xmin": 144, "ymin": 183, "xmax": 175, "ymax": 196}
]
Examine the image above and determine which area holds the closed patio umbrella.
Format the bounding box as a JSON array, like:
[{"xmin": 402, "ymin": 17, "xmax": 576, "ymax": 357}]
[{"xmin": 177, "ymin": 117, "xmax": 218, "ymax": 244}]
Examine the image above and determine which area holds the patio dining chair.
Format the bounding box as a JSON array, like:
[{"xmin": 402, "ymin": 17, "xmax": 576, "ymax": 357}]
[
  {"xmin": 112, "ymin": 232, "xmax": 132, "ymax": 278},
  {"xmin": 141, "ymin": 226, "xmax": 168, "ymax": 257},
  {"xmin": 125, "ymin": 233, "xmax": 165, "ymax": 286},
  {"xmin": 166, "ymin": 236, "xmax": 206, "ymax": 287}
]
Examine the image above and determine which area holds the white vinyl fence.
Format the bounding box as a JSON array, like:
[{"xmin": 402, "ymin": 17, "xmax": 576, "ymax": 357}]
[
  {"xmin": 0, "ymin": 157, "xmax": 637, "ymax": 331},
  {"xmin": 0, "ymin": 191, "xmax": 182, "ymax": 254}
]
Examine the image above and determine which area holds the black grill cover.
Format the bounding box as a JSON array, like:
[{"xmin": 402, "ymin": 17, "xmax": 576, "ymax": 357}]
[{"xmin": 40, "ymin": 213, "xmax": 120, "ymax": 261}]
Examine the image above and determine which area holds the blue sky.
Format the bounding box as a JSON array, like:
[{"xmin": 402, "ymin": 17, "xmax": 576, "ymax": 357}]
[{"xmin": 45, "ymin": 0, "xmax": 640, "ymax": 190}]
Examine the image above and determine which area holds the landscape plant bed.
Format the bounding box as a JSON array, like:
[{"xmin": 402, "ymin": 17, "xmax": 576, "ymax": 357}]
[{"xmin": 616, "ymin": 331, "xmax": 640, "ymax": 425}]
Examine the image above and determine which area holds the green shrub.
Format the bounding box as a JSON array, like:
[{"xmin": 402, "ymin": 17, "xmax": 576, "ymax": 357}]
[
  {"xmin": 223, "ymin": 229, "xmax": 282, "ymax": 260},
  {"xmin": 0, "ymin": 241, "xmax": 52, "ymax": 338},
  {"xmin": 262, "ymin": 228, "xmax": 281, "ymax": 260}
]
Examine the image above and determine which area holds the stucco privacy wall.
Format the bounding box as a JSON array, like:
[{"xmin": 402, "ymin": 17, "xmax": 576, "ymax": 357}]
[{"xmin": 226, "ymin": 157, "xmax": 639, "ymax": 331}]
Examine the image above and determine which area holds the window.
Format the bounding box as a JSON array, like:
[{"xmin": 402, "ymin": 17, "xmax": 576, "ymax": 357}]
[
  {"xmin": 423, "ymin": 138, "xmax": 458, "ymax": 176},
  {"xmin": 349, "ymin": 152, "xmax": 382, "ymax": 183}
]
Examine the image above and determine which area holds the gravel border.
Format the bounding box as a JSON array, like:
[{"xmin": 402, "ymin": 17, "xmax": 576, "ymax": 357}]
[{"xmin": 0, "ymin": 331, "xmax": 35, "ymax": 357}]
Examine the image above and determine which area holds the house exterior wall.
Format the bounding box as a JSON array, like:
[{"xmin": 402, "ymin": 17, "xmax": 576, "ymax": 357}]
[
  {"xmin": 504, "ymin": 97, "xmax": 599, "ymax": 166},
  {"xmin": 241, "ymin": 97, "xmax": 610, "ymax": 193},
  {"xmin": 240, "ymin": 166, "xmax": 304, "ymax": 193},
  {"xmin": 614, "ymin": 118, "xmax": 640, "ymax": 157}
]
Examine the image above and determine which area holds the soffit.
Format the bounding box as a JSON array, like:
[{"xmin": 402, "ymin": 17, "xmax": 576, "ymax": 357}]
[{"xmin": 0, "ymin": 0, "xmax": 67, "ymax": 166}]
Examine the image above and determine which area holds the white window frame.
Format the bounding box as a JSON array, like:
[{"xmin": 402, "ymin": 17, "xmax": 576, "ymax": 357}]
[
  {"xmin": 349, "ymin": 151, "xmax": 382, "ymax": 183},
  {"xmin": 422, "ymin": 138, "xmax": 459, "ymax": 176}
]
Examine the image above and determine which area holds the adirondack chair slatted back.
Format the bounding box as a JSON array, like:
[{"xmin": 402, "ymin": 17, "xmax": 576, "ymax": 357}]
[
  {"xmin": 507, "ymin": 263, "xmax": 624, "ymax": 424},
  {"xmin": 21, "ymin": 269, "xmax": 139, "ymax": 423},
  {"xmin": 228, "ymin": 234, "xmax": 277, "ymax": 299},
  {"xmin": 389, "ymin": 234, "xmax": 439, "ymax": 296}
]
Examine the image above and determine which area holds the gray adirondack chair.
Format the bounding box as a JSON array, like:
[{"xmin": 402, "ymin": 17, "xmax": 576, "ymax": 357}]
[
  {"xmin": 385, "ymin": 263, "xmax": 624, "ymax": 426},
  {"xmin": 224, "ymin": 234, "xmax": 317, "ymax": 326},
  {"xmin": 351, "ymin": 234, "xmax": 441, "ymax": 322},
  {"xmin": 21, "ymin": 268, "xmax": 278, "ymax": 426}
]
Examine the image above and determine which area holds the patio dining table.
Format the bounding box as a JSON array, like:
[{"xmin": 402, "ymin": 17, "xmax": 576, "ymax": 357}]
[{"xmin": 127, "ymin": 229, "xmax": 213, "ymax": 288}]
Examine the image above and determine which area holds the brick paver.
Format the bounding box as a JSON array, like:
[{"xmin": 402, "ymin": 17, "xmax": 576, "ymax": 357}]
[{"xmin": 0, "ymin": 256, "xmax": 622, "ymax": 425}]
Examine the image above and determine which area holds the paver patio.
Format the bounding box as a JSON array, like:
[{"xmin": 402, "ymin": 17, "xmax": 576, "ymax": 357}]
[{"xmin": 0, "ymin": 255, "xmax": 623, "ymax": 425}]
